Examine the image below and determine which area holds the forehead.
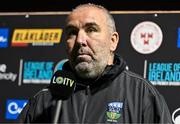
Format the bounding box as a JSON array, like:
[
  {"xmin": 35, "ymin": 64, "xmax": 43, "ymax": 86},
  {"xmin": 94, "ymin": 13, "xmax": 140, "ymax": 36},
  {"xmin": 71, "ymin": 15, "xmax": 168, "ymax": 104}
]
[{"xmin": 66, "ymin": 6, "xmax": 107, "ymax": 26}]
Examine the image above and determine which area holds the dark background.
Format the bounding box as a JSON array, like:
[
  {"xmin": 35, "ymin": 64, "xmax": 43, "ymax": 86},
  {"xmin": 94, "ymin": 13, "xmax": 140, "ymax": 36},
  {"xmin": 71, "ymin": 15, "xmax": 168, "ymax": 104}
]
[
  {"xmin": 0, "ymin": 12, "xmax": 179, "ymax": 123},
  {"xmin": 0, "ymin": 0, "xmax": 179, "ymax": 123},
  {"xmin": 0, "ymin": 0, "xmax": 180, "ymax": 12}
]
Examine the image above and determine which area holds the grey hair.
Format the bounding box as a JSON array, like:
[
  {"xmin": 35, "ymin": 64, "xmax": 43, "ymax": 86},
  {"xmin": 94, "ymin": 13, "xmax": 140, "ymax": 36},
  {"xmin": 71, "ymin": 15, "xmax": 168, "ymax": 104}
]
[{"xmin": 71, "ymin": 3, "xmax": 116, "ymax": 34}]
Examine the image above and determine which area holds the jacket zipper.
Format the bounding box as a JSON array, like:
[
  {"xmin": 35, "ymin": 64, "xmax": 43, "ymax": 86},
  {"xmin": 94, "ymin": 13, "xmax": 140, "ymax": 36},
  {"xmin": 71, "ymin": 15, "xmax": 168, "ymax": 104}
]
[{"xmin": 81, "ymin": 85, "xmax": 90, "ymax": 123}]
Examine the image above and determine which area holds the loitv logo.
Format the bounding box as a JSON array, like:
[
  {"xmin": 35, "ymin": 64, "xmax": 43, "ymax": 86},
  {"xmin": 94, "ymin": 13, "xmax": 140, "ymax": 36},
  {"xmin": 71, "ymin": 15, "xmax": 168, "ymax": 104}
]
[
  {"xmin": 5, "ymin": 99, "xmax": 28, "ymax": 120},
  {"xmin": 49, "ymin": 70, "xmax": 76, "ymax": 100},
  {"xmin": 52, "ymin": 76, "xmax": 74, "ymax": 87}
]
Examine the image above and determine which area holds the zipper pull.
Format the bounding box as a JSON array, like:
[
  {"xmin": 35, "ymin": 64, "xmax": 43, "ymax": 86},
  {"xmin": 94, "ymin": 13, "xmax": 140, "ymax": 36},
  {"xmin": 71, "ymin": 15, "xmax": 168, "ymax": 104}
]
[{"xmin": 86, "ymin": 85, "xmax": 90, "ymax": 95}]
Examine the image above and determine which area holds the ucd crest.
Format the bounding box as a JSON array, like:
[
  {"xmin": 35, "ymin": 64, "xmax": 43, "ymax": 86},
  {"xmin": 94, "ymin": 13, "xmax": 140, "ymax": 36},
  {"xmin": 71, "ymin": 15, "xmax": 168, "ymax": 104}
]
[{"xmin": 106, "ymin": 102, "xmax": 123, "ymax": 122}]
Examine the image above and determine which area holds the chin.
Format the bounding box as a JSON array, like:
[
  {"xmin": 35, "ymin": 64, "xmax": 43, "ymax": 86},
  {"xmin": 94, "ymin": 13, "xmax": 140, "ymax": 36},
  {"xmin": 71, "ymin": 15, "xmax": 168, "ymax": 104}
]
[
  {"xmin": 75, "ymin": 64, "xmax": 101, "ymax": 79},
  {"xmin": 76, "ymin": 71, "xmax": 98, "ymax": 79},
  {"xmin": 75, "ymin": 62, "xmax": 90, "ymax": 72}
]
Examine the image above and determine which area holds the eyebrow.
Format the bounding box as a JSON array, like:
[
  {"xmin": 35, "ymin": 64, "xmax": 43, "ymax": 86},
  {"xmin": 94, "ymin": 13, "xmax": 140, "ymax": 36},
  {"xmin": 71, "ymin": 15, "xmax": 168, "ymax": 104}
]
[
  {"xmin": 65, "ymin": 25, "xmax": 77, "ymax": 31},
  {"xmin": 84, "ymin": 22, "xmax": 99, "ymax": 28},
  {"xmin": 65, "ymin": 22, "xmax": 100, "ymax": 30}
]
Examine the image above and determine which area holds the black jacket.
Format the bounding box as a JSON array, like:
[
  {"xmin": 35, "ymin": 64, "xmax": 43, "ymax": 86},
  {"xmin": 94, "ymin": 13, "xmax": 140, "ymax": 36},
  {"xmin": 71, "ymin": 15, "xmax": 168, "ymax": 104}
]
[{"xmin": 17, "ymin": 55, "xmax": 172, "ymax": 123}]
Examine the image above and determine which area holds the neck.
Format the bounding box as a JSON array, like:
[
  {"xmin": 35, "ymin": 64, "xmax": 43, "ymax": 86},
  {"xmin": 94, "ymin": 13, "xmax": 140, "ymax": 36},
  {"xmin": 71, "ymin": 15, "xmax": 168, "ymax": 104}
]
[{"xmin": 107, "ymin": 54, "xmax": 114, "ymax": 65}]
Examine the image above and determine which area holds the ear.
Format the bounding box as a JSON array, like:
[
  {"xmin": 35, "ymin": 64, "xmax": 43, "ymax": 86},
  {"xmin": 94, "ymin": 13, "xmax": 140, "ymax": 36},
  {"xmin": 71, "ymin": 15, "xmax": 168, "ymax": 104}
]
[{"xmin": 110, "ymin": 32, "xmax": 119, "ymax": 52}]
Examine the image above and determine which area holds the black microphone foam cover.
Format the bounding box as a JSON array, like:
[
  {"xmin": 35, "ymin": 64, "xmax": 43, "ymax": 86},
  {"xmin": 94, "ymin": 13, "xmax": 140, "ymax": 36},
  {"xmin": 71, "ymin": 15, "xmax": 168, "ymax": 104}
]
[{"xmin": 48, "ymin": 70, "xmax": 76, "ymax": 100}]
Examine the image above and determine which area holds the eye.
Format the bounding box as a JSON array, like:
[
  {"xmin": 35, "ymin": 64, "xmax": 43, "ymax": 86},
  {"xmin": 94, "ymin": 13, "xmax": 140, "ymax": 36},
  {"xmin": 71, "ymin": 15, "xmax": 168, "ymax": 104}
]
[
  {"xmin": 66, "ymin": 29, "xmax": 78, "ymax": 36},
  {"xmin": 65, "ymin": 26, "xmax": 78, "ymax": 38},
  {"xmin": 86, "ymin": 27, "xmax": 98, "ymax": 33}
]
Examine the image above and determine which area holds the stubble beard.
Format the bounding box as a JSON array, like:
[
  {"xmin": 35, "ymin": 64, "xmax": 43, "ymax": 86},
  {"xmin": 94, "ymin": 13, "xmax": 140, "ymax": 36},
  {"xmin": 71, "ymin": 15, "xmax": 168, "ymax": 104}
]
[{"xmin": 72, "ymin": 55, "xmax": 108, "ymax": 79}]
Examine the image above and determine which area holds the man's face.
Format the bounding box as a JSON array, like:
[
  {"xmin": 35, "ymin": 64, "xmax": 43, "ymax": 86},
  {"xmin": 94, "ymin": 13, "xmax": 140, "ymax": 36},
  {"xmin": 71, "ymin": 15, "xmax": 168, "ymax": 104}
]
[{"xmin": 65, "ymin": 6, "xmax": 116, "ymax": 79}]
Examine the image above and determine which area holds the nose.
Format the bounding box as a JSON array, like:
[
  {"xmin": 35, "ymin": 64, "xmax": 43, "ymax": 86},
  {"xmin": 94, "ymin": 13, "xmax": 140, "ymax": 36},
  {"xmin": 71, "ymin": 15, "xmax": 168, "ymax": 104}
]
[{"xmin": 76, "ymin": 29, "xmax": 87, "ymax": 47}]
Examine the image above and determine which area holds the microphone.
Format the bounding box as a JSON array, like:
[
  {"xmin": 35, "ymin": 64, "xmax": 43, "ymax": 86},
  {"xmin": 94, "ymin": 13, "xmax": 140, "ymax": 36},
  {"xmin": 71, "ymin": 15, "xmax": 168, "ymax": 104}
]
[
  {"xmin": 48, "ymin": 70, "xmax": 76, "ymax": 124},
  {"xmin": 48, "ymin": 70, "xmax": 76, "ymax": 99}
]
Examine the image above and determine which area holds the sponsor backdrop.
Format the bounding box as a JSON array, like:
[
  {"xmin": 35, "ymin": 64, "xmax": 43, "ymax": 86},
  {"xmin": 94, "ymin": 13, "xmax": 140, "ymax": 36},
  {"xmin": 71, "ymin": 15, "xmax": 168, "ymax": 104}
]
[{"xmin": 0, "ymin": 12, "xmax": 179, "ymax": 123}]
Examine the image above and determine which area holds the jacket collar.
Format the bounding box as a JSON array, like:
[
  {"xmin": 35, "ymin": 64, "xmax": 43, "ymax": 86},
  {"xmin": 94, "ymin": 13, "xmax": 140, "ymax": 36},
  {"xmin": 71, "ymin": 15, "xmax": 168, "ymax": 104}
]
[{"xmin": 63, "ymin": 54, "xmax": 126, "ymax": 93}]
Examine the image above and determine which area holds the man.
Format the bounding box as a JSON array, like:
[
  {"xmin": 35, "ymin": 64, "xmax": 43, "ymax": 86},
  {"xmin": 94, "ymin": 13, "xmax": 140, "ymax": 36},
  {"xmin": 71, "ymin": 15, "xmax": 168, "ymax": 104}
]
[{"xmin": 18, "ymin": 3, "xmax": 172, "ymax": 123}]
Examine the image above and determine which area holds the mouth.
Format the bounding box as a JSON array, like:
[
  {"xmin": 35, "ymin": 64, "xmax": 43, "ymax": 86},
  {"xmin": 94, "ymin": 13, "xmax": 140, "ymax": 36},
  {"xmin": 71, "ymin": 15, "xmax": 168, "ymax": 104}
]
[{"xmin": 75, "ymin": 52, "xmax": 93, "ymax": 63}]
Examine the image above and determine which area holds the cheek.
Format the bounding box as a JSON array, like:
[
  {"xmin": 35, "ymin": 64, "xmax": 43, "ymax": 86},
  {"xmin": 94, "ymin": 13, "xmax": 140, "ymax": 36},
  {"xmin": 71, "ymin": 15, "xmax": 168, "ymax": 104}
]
[
  {"xmin": 66, "ymin": 40, "xmax": 75, "ymax": 56},
  {"xmin": 87, "ymin": 40, "xmax": 109, "ymax": 57},
  {"xmin": 91, "ymin": 36, "xmax": 110, "ymax": 49},
  {"xmin": 66, "ymin": 39, "xmax": 75, "ymax": 49}
]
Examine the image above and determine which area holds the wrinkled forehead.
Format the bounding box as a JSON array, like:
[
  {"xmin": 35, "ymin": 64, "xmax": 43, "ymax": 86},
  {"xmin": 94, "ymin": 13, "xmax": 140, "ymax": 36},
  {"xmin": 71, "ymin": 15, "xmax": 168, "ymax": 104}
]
[{"xmin": 66, "ymin": 6, "xmax": 107, "ymax": 26}]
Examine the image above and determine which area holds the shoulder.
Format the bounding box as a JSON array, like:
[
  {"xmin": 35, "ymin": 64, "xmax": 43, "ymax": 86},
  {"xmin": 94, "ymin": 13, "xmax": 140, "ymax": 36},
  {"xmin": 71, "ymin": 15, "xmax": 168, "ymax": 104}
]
[
  {"xmin": 121, "ymin": 69, "xmax": 160, "ymax": 96},
  {"xmin": 28, "ymin": 88, "xmax": 54, "ymax": 106},
  {"xmin": 120, "ymin": 70, "xmax": 168, "ymax": 110},
  {"xmin": 33, "ymin": 88, "xmax": 52, "ymax": 98}
]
